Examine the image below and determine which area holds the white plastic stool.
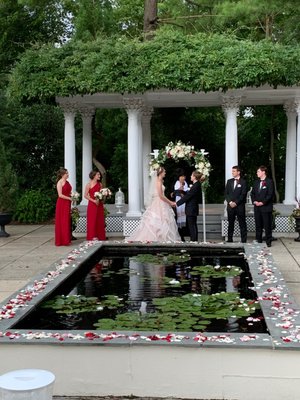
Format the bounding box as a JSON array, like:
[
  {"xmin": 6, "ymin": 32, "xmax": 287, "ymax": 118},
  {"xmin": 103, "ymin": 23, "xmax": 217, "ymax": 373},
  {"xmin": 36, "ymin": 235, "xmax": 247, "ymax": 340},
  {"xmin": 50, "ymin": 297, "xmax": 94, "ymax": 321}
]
[{"xmin": 0, "ymin": 369, "xmax": 55, "ymax": 400}]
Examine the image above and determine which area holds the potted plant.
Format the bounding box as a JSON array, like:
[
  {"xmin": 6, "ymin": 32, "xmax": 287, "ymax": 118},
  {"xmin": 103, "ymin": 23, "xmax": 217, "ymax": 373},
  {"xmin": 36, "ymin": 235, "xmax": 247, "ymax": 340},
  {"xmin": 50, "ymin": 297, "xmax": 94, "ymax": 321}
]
[
  {"xmin": 0, "ymin": 140, "xmax": 19, "ymax": 237},
  {"xmin": 289, "ymin": 199, "xmax": 300, "ymax": 242}
]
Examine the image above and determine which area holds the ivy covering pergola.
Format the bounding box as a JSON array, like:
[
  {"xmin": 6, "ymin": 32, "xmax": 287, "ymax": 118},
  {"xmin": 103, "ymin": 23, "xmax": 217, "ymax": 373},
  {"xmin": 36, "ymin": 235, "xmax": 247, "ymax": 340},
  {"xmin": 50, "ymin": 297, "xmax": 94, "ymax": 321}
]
[{"xmin": 8, "ymin": 30, "xmax": 300, "ymax": 101}]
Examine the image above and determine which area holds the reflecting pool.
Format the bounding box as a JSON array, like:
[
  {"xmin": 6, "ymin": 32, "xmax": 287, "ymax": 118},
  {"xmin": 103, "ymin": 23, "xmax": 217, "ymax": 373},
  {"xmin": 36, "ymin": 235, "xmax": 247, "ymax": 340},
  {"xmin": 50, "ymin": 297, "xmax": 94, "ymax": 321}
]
[{"xmin": 14, "ymin": 245, "xmax": 267, "ymax": 334}]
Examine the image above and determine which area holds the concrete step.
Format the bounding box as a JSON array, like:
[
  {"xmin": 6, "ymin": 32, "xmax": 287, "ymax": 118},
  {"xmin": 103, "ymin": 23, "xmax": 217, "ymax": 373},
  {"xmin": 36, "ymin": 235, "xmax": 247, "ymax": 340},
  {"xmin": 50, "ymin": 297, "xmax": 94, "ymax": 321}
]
[{"xmin": 197, "ymin": 215, "xmax": 222, "ymax": 237}]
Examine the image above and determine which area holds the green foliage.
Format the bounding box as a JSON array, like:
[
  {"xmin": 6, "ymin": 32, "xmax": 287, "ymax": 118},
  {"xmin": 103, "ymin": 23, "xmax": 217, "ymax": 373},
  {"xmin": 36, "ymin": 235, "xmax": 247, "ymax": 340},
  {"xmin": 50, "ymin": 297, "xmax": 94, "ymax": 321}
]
[
  {"xmin": 14, "ymin": 189, "xmax": 55, "ymax": 223},
  {"xmin": 215, "ymin": 0, "xmax": 300, "ymax": 43},
  {"xmin": 94, "ymin": 108, "xmax": 128, "ymax": 196},
  {"xmin": 0, "ymin": 101, "xmax": 64, "ymax": 192},
  {"xmin": 94, "ymin": 292, "xmax": 259, "ymax": 331},
  {"xmin": 8, "ymin": 30, "xmax": 300, "ymax": 102},
  {"xmin": 155, "ymin": 0, "xmax": 300, "ymax": 43},
  {"xmin": 71, "ymin": 207, "xmax": 80, "ymax": 230},
  {"xmin": 238, "ymin": 105, "xmax": 286, "ymax": 199},
  {"xmin": 151, "ymin": 107, "xmax": 225, "ymax": 202},
  {"xmin": 72, "ymin": 0, "xmax": 117, "ymax": 40},
  {"xmin": 113, "ymin": 0, "xmax": 144, "ymax": 37},
  {"xmin": 0, "ymin": 140, "xmax": 19, "ymax": 212},
  {"xmin": 0, "ymin": 0, "xmax": 73, "ymax": 80}
]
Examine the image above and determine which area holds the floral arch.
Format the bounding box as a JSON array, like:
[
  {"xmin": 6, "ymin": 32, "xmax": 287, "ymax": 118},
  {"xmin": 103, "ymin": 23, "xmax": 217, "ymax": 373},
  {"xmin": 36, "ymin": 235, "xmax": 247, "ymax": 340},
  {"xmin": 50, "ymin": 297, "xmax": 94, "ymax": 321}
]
[{"xmin": 149, "ymin": 141, "xmax": 211, "ymax": 190}]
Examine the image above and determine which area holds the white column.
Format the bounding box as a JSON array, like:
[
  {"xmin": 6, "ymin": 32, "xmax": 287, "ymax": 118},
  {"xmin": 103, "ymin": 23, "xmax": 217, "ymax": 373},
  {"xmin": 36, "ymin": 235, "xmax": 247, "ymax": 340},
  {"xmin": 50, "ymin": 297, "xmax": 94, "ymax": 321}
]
[
  {"xmin": 222, "ymin": 96, "xmax": 241, "ymax": 182},
  {"xmin": 79, "ymin": 107, "xmax": 95, "ymax": 205},
  {"xmin": 124, "ymin": 98, "xmax": 144, "ymax": 217},
  {"xmin": 142, "ymin": 107, "xmax": 153, "ymax": 208},
  {"xmin": 61, "ymin": 104, "xmax": 77, "ymax": 191},
  {"xmin": 137, "ymin": 111, "xmax": 143, "ymax": 211},
  {"xmin": 283, "ymin": 102, "xmax": 297, "ymax": 204},
  {"xmin": 296, "ymin": 100, "xmax": 300, "ymax": 201}
]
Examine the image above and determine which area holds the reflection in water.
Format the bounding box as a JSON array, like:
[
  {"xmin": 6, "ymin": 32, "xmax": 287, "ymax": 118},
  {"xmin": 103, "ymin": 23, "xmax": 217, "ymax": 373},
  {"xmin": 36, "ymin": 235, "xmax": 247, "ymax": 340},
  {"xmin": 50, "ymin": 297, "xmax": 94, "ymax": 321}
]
[
  {"xmin": 90, "ymin": 262, "xmax": 103, "ymax": 285},
  {"xmin": 129, "ymin": 260, "xmax": 165, "ymax": 312},
  {"xmin": 139, "ymin": 300, "xmax": 147, "ymax": 314},
  {"xmin": 81, "ymin": 262, "xmax": 105, "ymax": 297},
  {"xmin": 199, "ymin": 277, "xmax": 211, "ymax": 294},
  {"xmin": 226, "ymin": 276, "xmax": 241, "ymax": 332}
]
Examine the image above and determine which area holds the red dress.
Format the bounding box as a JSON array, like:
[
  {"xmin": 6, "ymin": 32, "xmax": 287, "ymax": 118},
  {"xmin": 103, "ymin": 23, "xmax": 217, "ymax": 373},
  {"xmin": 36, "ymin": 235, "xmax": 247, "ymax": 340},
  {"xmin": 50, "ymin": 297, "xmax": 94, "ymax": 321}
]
[
  {"xmin": 55, "ymin": 181, "xmax": 72, "ymax": 246},
  {"xmin": 86, "ymin": 182, "xmax": 106, "ymax": 240}
]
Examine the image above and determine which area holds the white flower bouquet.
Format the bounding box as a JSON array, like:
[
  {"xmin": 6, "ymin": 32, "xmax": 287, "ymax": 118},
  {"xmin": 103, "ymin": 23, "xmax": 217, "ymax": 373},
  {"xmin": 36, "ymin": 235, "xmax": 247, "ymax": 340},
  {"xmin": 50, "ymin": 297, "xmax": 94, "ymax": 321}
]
[
  {"xmin": 95, "ymin": 188, "xmax": 112, "ymax": 201},
  {"xmin": 71, "ymin": 191, "xmax": 80, "ymax": 203}
]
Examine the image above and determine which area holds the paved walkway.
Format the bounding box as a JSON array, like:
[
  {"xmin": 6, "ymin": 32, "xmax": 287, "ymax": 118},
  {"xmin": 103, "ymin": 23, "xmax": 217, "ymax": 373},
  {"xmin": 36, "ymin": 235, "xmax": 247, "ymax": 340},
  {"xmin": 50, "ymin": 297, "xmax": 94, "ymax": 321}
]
[{"xmin": 1, "ymin": 224, "xmax": 300, "ymax": 306}]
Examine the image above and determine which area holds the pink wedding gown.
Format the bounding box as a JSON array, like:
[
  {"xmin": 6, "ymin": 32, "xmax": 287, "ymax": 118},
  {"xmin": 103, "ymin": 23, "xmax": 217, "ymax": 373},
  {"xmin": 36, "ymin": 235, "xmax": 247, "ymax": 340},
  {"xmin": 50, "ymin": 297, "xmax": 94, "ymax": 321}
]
[{"xmin": 128, "ymin": 185, "xmax": 181, "ymax": 242}]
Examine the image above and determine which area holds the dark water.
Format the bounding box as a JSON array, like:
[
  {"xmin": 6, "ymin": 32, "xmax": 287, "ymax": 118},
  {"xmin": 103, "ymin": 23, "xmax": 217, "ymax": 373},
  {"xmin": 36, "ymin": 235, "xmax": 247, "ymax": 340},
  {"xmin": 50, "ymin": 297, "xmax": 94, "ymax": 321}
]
[{"xmin": 14, "ymin": 248, "xmax": 267, "ymax": 334}]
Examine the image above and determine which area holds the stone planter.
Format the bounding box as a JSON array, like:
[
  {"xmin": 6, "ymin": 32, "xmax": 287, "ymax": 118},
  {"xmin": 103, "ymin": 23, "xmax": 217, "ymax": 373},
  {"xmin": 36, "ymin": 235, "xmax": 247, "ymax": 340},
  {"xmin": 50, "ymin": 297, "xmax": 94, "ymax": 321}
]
[{"xmin": 0, "ymin": 212, "xmax": 13, "ymax": 237}]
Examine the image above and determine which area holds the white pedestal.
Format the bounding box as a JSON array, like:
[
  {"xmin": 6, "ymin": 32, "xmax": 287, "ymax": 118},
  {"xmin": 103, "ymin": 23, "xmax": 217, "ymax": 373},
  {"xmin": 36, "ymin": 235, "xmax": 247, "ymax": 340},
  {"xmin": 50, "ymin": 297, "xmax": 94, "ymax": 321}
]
[{"xmin": 0, "ymin": 369, "xmax": 55, "ymax": 400}]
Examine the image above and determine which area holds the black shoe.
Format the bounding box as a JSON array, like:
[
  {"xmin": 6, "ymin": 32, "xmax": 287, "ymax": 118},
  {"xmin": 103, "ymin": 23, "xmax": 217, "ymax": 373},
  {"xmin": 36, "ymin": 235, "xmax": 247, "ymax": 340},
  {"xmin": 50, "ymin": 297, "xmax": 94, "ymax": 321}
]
[
  {"xmin": 263, "ymin": 236, "xmax": 277, "ymax": 242},
  {"xmin": 227, "ymin": 239, "xmax": 233, "ymax": 243},
  {"xmin": 257, "ymin": 240, "xmax": 262, "ymax": 243},
  {"xmin": 267, "ymin": 242, "xmax": 272, "ymax": 247}
]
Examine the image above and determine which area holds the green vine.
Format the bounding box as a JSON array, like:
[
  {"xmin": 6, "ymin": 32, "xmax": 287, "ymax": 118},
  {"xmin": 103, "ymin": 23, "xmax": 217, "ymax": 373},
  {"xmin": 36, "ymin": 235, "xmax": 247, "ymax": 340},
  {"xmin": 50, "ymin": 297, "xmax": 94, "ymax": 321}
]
[{"xmin": 8, "ymin": 30, "xmax": 300, "ymax": 102}]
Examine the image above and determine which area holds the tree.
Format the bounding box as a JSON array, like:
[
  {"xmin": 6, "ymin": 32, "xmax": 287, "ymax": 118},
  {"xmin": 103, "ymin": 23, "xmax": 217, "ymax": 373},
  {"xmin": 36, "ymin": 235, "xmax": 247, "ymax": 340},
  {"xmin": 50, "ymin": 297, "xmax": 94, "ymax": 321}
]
[
  {"xmin": 0, "ymin": 0, "xmax": 73, "ymax": 76},
  {"xmin": 0, "ymin": 139, "xmax": 19, "ymax": 213},
  {"xmin": 72, "ymin": 0, "xmax": 116, "ymax": 40},
  {"xmin": 214, "ymin": 0, "xmax": 300, "ymax": 43},
  {"xmin": 0, "ymin": 100, "xmax": 64, "ymax": 192},
  {"xmin": 143, "ymin": 0, "xmax": 157, "ymax": 38}
]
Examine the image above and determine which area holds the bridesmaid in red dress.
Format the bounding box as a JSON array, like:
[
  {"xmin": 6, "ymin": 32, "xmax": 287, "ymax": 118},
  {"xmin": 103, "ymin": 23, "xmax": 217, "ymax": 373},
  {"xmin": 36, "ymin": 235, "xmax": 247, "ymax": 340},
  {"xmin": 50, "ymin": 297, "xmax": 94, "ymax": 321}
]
[
  {"xmin": 55, "ymin": 167, "xmax": 72, "ymax": 246},
  {"xmin": 84, "ymin": 170, "xmax": 106, "ymax": 241}
]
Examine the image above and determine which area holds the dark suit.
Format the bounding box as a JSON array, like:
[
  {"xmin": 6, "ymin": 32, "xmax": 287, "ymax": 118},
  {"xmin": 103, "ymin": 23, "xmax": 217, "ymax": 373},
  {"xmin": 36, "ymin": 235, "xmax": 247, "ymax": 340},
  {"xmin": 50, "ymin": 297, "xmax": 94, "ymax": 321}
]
[
  {"xmin": 251, "ymin": 177, "xmax": 274, "ymax": 246},
  {"xmin": 225, "ymin": 177, "xmax": 248, "ymax": 242},
  {"xmin": 176, "ymin": 181, "xmax": 202, "ymax": 241}
]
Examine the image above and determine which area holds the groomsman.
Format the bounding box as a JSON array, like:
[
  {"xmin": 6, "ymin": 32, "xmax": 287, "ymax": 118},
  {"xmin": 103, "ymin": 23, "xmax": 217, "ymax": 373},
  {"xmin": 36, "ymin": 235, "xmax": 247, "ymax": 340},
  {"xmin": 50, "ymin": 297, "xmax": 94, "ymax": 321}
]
[
  {"xmin": 225, "ymin": 165, "xmax": 248, "ymax": 243},
  {"xmin": 251, "ymin": 165, "xmax": 274, "ymax": 247},
  {"xmin": 176, "ymin": 170, "xmax": 203, "ymax": 242}
]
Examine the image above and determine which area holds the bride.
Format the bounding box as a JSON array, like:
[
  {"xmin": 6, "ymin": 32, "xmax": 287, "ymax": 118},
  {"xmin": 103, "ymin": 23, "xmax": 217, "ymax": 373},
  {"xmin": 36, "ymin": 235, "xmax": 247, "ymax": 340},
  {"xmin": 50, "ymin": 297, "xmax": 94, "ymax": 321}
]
[{"xmin": 127, "ymin": 166, "xmax": 181, "ymax": 242}]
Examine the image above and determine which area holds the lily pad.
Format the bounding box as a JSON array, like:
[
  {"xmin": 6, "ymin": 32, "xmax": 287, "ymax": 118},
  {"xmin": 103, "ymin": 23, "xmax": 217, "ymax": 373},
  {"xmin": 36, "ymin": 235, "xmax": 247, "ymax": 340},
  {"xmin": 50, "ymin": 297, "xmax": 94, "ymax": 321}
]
[{"xmin": 94, "ymin": 292, "xmax": 260, "ymax": 332}]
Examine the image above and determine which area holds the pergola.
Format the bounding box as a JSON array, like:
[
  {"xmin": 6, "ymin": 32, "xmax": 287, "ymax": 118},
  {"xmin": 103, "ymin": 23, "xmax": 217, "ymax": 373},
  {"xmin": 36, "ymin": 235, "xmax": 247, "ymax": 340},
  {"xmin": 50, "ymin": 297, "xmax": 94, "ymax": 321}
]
[{"xmin": 57, "ymin": 85, "xmax": 300, "ymax": 217}]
